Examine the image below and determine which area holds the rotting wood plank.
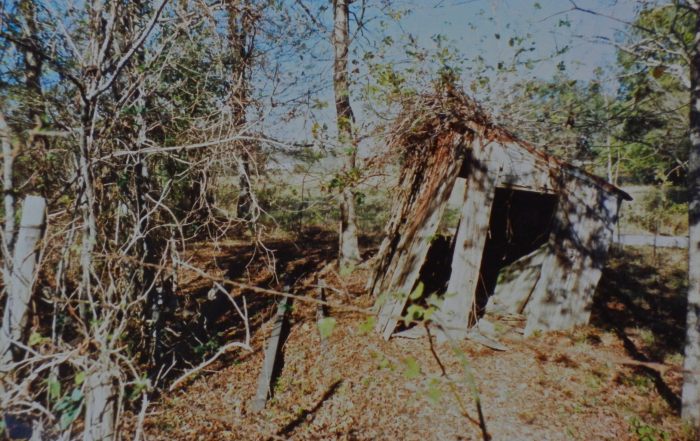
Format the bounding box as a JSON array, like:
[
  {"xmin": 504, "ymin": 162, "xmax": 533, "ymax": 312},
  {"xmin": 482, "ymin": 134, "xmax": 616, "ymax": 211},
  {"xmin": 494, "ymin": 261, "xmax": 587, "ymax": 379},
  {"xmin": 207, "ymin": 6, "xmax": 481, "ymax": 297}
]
[
  {"xmin": 0, "ymin": 195, "xmax": 46, "ymax": 369},
  {"xmin": 374, "ymin": 135, "xmax": 470, "ymax": 340},
  {"xmin": 486, "ymin": 245, "xmax": 547, "ymax": 316},
  {"xmin": 316, "ymin": 279, "xmax": 328, "ymax": 352},
  {"xmin": 374, "ymin": 173, "xmax": 461, "ymax": 339},
  {"xmin": 433, "ymin": 139, "xmax": 500, "ymax": 342},
  {"xmin": 368, "ymin": 134, "xmax": 465, "ymax": 296},
  {"xmin": 250, "ymin": 288, "xmax": 290, "ymax": 413},
  {"xmin": 524, "ymin": 176, "xmax": 620, "ymax": 336}
]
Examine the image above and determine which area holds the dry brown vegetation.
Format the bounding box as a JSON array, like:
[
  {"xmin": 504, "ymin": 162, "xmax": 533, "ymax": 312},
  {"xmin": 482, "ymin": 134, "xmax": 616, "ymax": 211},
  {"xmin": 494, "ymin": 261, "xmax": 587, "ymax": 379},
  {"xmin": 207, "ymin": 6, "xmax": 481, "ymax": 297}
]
[{"xmin": 131, "ymin": 240, "xmax": 694, "ymax": 441}]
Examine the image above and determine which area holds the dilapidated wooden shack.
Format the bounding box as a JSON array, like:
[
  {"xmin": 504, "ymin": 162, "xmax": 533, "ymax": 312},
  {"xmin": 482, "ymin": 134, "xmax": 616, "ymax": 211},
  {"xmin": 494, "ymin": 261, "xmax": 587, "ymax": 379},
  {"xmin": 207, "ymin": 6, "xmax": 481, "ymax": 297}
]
[{"xmin": 369, "ymin": 88, "xmax": 631, "ymax": 341}]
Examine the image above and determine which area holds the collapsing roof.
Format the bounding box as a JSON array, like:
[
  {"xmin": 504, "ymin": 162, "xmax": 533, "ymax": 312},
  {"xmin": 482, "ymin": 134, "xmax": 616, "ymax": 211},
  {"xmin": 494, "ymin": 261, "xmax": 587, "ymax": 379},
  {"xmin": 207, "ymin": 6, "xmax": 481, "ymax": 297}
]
[{"xmin": 369, "ymin": 87, "xmax": 631, "ymax": 341}]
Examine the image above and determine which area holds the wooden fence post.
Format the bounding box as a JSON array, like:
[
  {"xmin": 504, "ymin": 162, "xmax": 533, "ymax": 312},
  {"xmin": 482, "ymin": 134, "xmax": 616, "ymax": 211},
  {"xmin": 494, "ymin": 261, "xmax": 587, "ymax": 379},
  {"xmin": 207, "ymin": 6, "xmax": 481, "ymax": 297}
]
[
  {"xmin": 0, "ymin": 195, "xmax": 47, "ymax": 370},
  {"xmin": 316, "ymin": 279, "xmax": 328, "ymax": 352},
  {"xmin": 250, "ymin": 287, "xmax": 291, "ymax": 412}
]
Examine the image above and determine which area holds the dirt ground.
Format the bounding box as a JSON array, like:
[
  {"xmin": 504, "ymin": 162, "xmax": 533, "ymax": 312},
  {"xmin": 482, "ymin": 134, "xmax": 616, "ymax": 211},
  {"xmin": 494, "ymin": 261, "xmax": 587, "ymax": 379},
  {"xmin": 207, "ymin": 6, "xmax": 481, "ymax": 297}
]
[{"xmin": 140, "ymin": 242, "xmax": 694, "ymax": 441}]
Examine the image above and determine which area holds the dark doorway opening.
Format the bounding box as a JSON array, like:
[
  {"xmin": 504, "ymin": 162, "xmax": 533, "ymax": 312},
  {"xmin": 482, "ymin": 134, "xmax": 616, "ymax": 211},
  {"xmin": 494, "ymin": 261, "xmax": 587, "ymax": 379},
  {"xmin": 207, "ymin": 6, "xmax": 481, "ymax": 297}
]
[
  {"xmin": 474, "ymin": 188, "xmax": 558, "ymax": 315},
  {"xmin": 396, "ymin": 187, "xmax": 558, "ymax": 333}
]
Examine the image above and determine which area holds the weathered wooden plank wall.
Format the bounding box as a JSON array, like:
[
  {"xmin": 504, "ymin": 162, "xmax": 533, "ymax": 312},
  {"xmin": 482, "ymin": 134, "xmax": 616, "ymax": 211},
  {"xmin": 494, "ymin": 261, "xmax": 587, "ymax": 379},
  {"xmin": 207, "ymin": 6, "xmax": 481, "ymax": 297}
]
[
  {"xmin": 372, "ymin": 134, "xmax": 471, "ymax": 340},
  {"xmin": 491, "ymin": 142, "xmax": 559, "ymax": 195},
  {"xmin": 432, "ymin": 139, "xmax": 500, "ymax": 340},
  {"xmin": 524, "ymin": 174, "xmax": 620, "ymax": 336}
]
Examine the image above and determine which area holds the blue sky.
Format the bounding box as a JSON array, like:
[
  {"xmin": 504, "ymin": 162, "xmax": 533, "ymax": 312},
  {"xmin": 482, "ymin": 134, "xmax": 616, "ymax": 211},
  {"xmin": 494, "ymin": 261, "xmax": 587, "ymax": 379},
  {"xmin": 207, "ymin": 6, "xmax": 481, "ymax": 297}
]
[
  {"xmin": 398, "ymin": 0, "xmax": 638, "ymax": 80},
  {"xmin": 260, "ymin": 0, "xmax": 644, "ymax": 147}
]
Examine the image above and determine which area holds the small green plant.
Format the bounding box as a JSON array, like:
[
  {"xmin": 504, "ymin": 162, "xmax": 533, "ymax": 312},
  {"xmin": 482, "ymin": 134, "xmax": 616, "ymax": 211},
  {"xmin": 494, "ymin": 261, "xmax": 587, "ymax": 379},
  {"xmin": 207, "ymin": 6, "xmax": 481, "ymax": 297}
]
[
  {"xmin": 28, "ymin": 331, "xmax": 50, "ymax": 347},
  {"xmin": 357, "ymin": 316, "xmax": 376, "ymax": 334},
  {"xmin": 424, "ymin": 378, "xmax": 443, "ymax": 405},
  {"xmin": 317, "ymin": 317, "xmax": 337, "ymax": 339},
  {"xmin": 193, "ymin": 338, "xmax": 220, "ymax": 357},
  {"xmin": 339, "ymin": 264, "xmax": 355, "ymax": 277},
  {"xmin": 274, "ymin": 376, "xmax": 290, "ymax": 395},
  {"xmin": 400, "ymin": 283, "xmax": 443, "ymax": 326},
  {"xmin": 638, "ymin": 329, "xmax": 656, "ymax": 348},
  {"xmin": 377, "ymin": 355, "xmax": 394, "ymax": 371},
  {"xmin": 629, "ymin": 416, "xmax": 669, "ymax": 441},
  {"xmin": 664, "ymin": 352, "xmax": 683, "ymax": 365},
  {"xmin": 402, "ymin": 356, "xmax": 421, "ymax": 380},
  {"xmin": 583, "ymin": 372, "xmax": 603, "ymax": 391},
  {"xmin": 129, "ymin": 375, "xmax": 151, "ymax": 401},
  {"xmin": 47, "ymin": 376, "xmax": 61, "ymax": 401},
  {"xmin": 628, "ymin": 372, "xmax": 653, "ymax": 393}
]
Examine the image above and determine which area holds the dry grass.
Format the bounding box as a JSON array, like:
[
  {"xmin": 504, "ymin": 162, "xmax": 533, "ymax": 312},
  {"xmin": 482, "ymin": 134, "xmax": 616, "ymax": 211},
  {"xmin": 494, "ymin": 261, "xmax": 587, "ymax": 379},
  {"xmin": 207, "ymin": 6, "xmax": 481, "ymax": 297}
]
[{"xmin": 138, "ymin": 243, "xmax": 693, "ymax": 441}]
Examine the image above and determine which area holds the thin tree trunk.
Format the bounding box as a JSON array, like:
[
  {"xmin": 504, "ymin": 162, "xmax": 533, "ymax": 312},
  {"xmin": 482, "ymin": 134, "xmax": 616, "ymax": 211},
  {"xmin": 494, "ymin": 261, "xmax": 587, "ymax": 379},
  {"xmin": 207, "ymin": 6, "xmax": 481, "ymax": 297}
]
[
  {"xmin": 682, "ymin": 1, "xmax": 700, "ymax": 428},
  {"xmin": 0, "ymin": 195, "xmax": 46, "ymax": 370},
  {"xmin": 333, "ymin": 0, "xmax": 361, "ymax": 267},
  {"xmin": 228, "ymin": 1, "xmax": 254, "ymax": 220},
  {"xmin": 19, "ymin": 0, "xmax": 44, "ymax": 129},
  {"xmin": 237, "ymin": 156, "xmax": 252, "ymax": 219},
  {"xmin": 604, "ymin": 97, "xmax": 617, "ymax": 186},
  {"xmin": 135, "ymin": 84, "xmax": 162, "ymax": 366},
  {"xmin": 83, "ymin": 363, "xmax": 117, "ymax": 441},
  {"xmin": 78, "ymin": 111, "xmax": 98, "ymax": 320},
  {"xmin": 81, "ymin": 8, "xmax": 110, "ymax": 425},
  {"xmin": 607, "ymin": 134, "xmax": 614, "ymax": 184},
  {"xmin": 1, "ymin": 113, "xmax": 15, "ymax": 289}
]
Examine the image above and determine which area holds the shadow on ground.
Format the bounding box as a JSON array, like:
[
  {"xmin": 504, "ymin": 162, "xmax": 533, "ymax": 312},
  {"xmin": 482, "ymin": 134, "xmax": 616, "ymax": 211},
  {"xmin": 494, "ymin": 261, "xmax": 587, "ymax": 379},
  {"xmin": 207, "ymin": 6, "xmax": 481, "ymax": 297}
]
[
  {"xmin": 591, "ymin": 245, "xmax": 687, "ymax": 411},
  {"xmin": 158, "ymin": 228, "xmax": 339, "ymax": 383},
  {"xmin": 154, "ymin": 227, "xmax": 381, "ymax": 386}
]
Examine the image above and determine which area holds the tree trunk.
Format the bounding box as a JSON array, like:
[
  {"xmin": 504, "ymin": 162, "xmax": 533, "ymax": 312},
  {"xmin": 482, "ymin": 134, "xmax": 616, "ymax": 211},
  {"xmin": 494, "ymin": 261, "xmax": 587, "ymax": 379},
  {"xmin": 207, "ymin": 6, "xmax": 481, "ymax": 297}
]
[
  {"xmin": 19, "ymin": 0, "xmax": 44, "ymax": 129},
  {"xmin": 682, "ymin": 2, "xmax": 700, "ymax": 428},
  {"xmin": 1, "ymin": 113, "xmax": 15, "ymax": 289},
  {"xmin": 237, "ymin": 156, "xmax": 252, "ymax": 219},
  {"xmin": 0, "ymin": 195, "xmax": 46, "ymax": 370},
  {"xmin": 135, "ymin": 85, "xmax": 162, "ymax": 367},
  {"xmin": 333, "ymin": 0, "xmax": 361, "ymax": 268},
  {"xmin": 228, "ymin": 1, "xmax": 254, "ymax": 221},
  {"xmin": 83, "ymin": 363, "xmax": 117, "ymax": 441},
  {"xmin": 126, "ymin": 0, "xmax": 168, "ymax": 369}
]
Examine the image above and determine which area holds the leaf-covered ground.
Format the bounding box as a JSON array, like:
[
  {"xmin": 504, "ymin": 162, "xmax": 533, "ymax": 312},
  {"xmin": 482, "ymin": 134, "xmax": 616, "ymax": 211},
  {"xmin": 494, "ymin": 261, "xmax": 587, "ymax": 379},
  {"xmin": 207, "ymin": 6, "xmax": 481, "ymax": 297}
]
[{"xmin": 141, "ymin": 245, "xmax": 693, "ymax": 441}]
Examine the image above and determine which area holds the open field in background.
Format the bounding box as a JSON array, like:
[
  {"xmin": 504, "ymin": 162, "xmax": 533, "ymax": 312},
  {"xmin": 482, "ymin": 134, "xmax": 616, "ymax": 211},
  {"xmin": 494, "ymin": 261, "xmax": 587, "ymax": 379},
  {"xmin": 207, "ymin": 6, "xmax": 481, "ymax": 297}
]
[
  {"xmin": 617, "ymin": 186, "xmax": 688, "ymax": 238},
  {"xmin": 214, "ymin": 170, "xmax": 395, "ymax": 239},
  {"xmin": 236, "ymin": 174, "xmax": 689, "ymax": 243}
]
